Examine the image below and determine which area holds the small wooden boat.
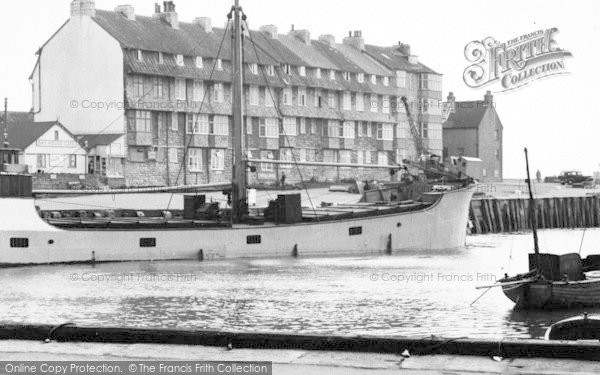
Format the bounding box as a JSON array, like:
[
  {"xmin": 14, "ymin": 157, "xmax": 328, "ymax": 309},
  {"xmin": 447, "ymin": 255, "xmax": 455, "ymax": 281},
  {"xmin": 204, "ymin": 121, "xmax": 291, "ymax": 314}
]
[
  {"xmin": 495, "ymin": 149, "xmax": 600, "ymax": 309},
  {"xmin": 545, "ymin": 313, "xmax": 600, "ymax": 340}
]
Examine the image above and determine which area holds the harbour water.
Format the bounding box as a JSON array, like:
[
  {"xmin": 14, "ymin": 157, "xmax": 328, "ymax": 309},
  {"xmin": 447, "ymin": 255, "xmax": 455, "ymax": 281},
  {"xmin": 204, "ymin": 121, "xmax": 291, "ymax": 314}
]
[{"xmin": 1, "ymin": 228, "xmax": 599, "ymax": 339}]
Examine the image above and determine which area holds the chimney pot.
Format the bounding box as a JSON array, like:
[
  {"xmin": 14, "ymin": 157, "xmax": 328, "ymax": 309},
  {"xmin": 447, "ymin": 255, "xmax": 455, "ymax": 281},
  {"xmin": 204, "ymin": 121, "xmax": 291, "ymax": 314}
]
[
  {"xmin": 159, "ymin": 1, "xmax": 178, "ymax": 29},
  {"xmin": 70, "ymin": 0, "xmax": 96, "ymax": 18},
  {"xmin": 484, "ymin": 90, "xmax": 493, "ymax": 104},
  {"xmin": 154, "ymin": 3, "xmax": 161, "ymax": 14},
  {"xmin": 343, "ymin": 31, "xmax": 364, "ymax": 51}
]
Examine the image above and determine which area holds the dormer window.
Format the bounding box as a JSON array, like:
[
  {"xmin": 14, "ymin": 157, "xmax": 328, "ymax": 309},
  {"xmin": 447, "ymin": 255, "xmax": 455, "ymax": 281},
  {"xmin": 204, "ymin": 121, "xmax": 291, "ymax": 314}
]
[
  {"xmin": 299, "ymin": 66, "xmax": 306, "ymax": 77},
  {"xmin": 370, "ymin": 75, "xmax": 377, "ymax": 84},
  {"xmin": 343, "ymin": 72, "xmax": 351, "ymax": 81},
  {"xmin": 137, "ymin": 50, "xmax": 143, "ymax": 61},
  {"xmin": 383, "ymin": 76, "xmax": 389, "ymax": 86},
  {"xmin": 158, "ymin": 52, "xmax": 164, "ymax": 64},
  {"xmin": 283, "ymin": 64, "xmax": 291, "ymax": 75},
  {"xmin": 176, "ymin": 54, "xmax": 184, "ymax": 66},
  {"xmin": 266, "ymin": 65, "xmax": 275, "ymax": 76},
  {"xmin": 357, "ymin": 73, "xmax": 364, "ymax": 83},
  {"xmin": 216, "ymin": 59, "xmax": 223, "ymax": 70},
  {"xmin": 316, "ymin": 68, "xmax": 321, "ymax": 79},
  {"xmin": 249, "ymin": 63, "xmax": 258, "ymax": 75},
  {"xmin": 329, "ymin": 70, "xmax": 336, "ymax": 80},
  {"xmin": 196, "ymin": 56, "xmax": 203, "ymax": 68}
]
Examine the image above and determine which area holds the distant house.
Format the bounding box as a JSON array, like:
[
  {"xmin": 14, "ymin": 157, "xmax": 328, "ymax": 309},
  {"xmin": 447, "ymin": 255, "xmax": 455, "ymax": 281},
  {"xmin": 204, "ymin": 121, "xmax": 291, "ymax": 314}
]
[
  {"xmin": 7, "ymin": 117, "xmax": 86, "ymax": 174},
  {"xmin": 442, "ymin": 91, "xmax": 503, "ymax": 181},
  {"xmin": 79, "ymin": 134, "xmax": 126, "ymax": 178}
]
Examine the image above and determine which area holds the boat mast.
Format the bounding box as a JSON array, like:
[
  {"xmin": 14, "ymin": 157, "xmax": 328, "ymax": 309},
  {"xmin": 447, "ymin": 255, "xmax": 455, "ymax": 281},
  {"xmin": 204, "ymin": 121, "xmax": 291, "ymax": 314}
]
[
  {"xmin": 524, "ymin": 148, "xmax": 540, "ymax": 256},
  {"xmin": 231, "ymin": 0, "xmax": 247, "ymax": 223}
]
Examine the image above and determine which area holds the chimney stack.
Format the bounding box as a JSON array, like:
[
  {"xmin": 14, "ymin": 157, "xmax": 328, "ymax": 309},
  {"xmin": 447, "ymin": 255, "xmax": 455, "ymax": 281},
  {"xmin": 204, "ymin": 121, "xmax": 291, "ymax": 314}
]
[
  {"xmin": 159, "ymin": 1, "xmax": 178, "ymax": 29},
  {"xmin": 70, "ymin": 0, "xmax": 96, "ymax": 18},
  {"xmin": 289, "ymin": 29, "xmax": 311, "ymax": 45},
  {"xmin": 447, "ymin": 92, "xmax": 456, "ymax": 113},
  {"xmin": 115, "ymin": 5, "xmax": 135, "ymax": 21},
  {"xmin": 484, "ymin": 90, "xmax": 493, "ymax": 105},
  {"xmin": 193, "ymin": 17, "xmax": 212, "ymax": 33},
  {"xmin": 397, "ymin": 42, "xmax": 411, "ymax": 55},
  {"xmin": 318, "ymin": 34, "xmax": 335, "ymax": 47},
  {"xmin": 343, "ymin": 30, "xmax": 364, "ymax": 50},
  {"xmin": 259, "ymin": 25, "xmax": 278, "ymax": 39},
  {"xmin": 154, "ymin": 3, "xmax": 161, "ymax": 14}
]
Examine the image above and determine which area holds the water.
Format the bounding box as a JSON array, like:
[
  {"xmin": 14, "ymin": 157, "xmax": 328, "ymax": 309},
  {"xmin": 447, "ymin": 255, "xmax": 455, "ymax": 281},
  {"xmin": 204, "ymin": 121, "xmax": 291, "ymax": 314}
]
[{"xmin": 1, "ymin": 228, "xmax": 599, "ymax": 339}]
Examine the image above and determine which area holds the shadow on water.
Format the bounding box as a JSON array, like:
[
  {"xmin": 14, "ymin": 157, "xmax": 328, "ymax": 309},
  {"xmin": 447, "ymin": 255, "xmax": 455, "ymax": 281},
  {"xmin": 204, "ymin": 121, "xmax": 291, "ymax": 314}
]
[{"xmin": 505, "ymin": 307, "xmax": 600, "ymax": 339}]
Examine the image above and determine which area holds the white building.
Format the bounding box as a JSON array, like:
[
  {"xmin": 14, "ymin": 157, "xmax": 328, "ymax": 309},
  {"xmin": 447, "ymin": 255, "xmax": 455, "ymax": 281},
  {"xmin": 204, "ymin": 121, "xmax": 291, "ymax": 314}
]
[
  {"xmin": 7, "ymin": 119, "xmax": 86, "ymax": 174},
  {"xmin": 78, "ymin": 134, "xmax": 126, "ymax": 177}
]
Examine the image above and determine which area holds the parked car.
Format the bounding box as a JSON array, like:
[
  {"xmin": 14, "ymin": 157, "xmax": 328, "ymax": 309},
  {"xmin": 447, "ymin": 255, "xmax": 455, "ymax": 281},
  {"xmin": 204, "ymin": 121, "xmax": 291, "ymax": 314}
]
[{"xmin": 558, "ymin": 171, "xmax": 592, "ymax": 185}]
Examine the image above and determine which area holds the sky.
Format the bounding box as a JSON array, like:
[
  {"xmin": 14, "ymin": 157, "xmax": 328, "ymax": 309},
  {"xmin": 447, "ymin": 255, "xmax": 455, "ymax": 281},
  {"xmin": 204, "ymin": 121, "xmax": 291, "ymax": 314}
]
[{"xmin": 0, "ymin": 0, "xmax": 599, "ymax": 178}]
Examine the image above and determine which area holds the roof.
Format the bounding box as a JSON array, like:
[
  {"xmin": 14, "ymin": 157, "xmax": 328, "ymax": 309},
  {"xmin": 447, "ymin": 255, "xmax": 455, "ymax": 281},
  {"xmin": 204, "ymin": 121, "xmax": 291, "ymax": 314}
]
[
  {"xmin": 276, "ymin": 35, "xmax": 338, "ymax": 69},
  {"xmin": 460, "ymin": 156, "xmax": 483, "ymax": 162},
  {"xmin": 1, "ymin": 112, "xmax": 34, "ymax": 124},
  {"xmin": 78, "ymin": 133, "xmax": 124, "ymax": 150},
  {"xmin": 334, "ymin": 44, "xmax": 391, "ymax": 76},
  {"xmin": 443, "ymin": 101, "xmax": 490, "ymax": 129},
  {"xmin": 364, "ymin": 44, "xmax": 438, "ymax": 74},
  {"xmin": 312, "ymin": 40, "xmax": 363, "ymax": 73},
  {"xmin": 6, "ymin": 120, "xmax": 75, "ymax": 150}
]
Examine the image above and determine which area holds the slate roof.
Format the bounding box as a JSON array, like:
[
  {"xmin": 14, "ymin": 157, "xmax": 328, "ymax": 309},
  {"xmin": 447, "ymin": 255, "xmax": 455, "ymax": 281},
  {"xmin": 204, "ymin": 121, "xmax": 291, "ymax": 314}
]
[
  {"xmin": 78, "ymin": 133, "xmax": 124, "ymax": 150},
  {"xmin": 364, "ymin": 44, "xmax": 438, "ymax": 74},
  {"xmin": 6, "ymin": 120, "xmax": 78, "ymax": 150},
  {"xmin": 334, "ymin": 44, "xmax": 391, "ymax": 76},
  {"xmin": 443, "ymin": 101, "xmax": 490, "ymax": 129},
  {"xmin": 312, "ymin": 41, "xmax": 363, "ymax": 73},
  {"xmin": 276, "ymin": 35, "xmax": 338, "ymax": 69}
]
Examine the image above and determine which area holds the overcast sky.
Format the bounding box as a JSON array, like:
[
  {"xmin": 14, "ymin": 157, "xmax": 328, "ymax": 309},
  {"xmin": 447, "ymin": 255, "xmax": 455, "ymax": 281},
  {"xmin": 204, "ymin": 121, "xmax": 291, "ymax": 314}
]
[{"xmin": 0, "ymin": 0, "xmax": 598, "ymax": 178}]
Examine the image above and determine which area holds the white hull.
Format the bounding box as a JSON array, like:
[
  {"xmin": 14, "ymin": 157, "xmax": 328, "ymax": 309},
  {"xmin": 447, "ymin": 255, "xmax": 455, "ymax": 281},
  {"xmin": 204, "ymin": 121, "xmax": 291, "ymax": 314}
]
[{"xmin": 0, "ymin": 187, "xmax": 474, "ymax": 266}]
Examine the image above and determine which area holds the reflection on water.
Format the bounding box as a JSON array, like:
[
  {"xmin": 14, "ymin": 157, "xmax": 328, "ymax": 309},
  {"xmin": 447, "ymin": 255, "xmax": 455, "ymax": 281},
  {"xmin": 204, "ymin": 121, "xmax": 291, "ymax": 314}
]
[{"xmin": 1, "ymin": 228, "xmax": 599, "ymax": 339}]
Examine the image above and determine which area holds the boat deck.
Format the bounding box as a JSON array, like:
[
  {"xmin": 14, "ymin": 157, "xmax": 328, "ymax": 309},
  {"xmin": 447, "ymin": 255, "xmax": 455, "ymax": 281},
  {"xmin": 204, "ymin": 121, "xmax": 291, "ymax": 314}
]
[{"xmin": 41, "ymin": 200, "xmax": 433, "ymax": 230}]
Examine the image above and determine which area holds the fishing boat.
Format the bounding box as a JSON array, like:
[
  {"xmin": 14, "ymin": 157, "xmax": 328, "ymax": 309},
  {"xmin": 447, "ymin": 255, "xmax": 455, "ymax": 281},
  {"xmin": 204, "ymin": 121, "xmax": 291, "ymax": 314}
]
[
  {"xmin": 495, "ymin": 149, "xmax": 600, "ymax": 309},
  {"xmin": 0, "ymin": 1, "xmax": 474, "ymax": 267},
  {"xmin": 545, "ymin": 313, "xmax": 600, "ymax": 340}
]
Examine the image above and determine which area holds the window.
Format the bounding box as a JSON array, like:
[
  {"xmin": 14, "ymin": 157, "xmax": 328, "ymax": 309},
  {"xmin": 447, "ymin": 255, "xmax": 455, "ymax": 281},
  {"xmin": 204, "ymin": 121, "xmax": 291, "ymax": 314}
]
[
  {"xmin": 266, "ymin": 65, "xmax": 275, "ymax": 76},
  {"xmin": 420, "ymin": 74, "xmax": 442, "ymax": 91},
  {"xmin": 283, "ymin": 87, "xmax": 293, "ymax": 105},
  {"xmin": 342, "ymin": 121, "xmax": 355, "ymax": 139},
  {"xmin": 356, "ymin": 93, "xmax": 364, "ymax": 111},
  {"xmin": 175, "ymin": 78, "xmax": 186, "ymax": 100},
  {"xmin": 188, "ymin": 148, "xmax": 203, "ymax": 172},
  {"xmin": 396, "ymin": 70, "xmax": 406, "ymax": 88},
  {"xmin": 329, "ymin": 70, "xmax": 336, "ymax": 80},
  {"xmin": 283, "ymin": 117, "xmax": 297, "ymax": 136},
  {"xmin": 137, "ymin": 49, "xmax": 143, "ymax": 61},
  {"xmin": 212, "ymin": 115, "xmax": 229, "ymax": 135},
  {"xmin": 193, "ymin": 81, "xmax": 204, "ymax": 101},
  {"xmin": 259, "ymin": 118, "xmax": 279, "ymax": 138},
  {"xmin": 54, "ymin": 131, "xmax": 59, "ymax": 141},
  {"xmin": 494, "ymin": 129, "xmax": 499, "ymax": 141},
  {"xmin": 216, "ymin": 58, "xmax": 223, "ymax": 70},
  {"xmin": 316, "ymin": 68, "xmax": 321, "ymax": 79},
  {"xmin": 327, "ymin": 120, "xmax": 340, "ymax": 137},
  {"xmin": 132, "ymin": 75, "xmax": 145, "ymax": 97},
  {"xmin": 176, "ymin": 54, "xmax": 184, "ymax": 66},
  {"xmin": 129, "ymin": 110, "xmax": 151, "ymax": 132},
  {"xmin": 482, "ymin": 168, "xmax": 487, "ymax": 177},
  {"xmin": 299, "ymin": 66, "xmax": 306, "ymax": 76},
  {"xmin": 168, "ymin": 148, "xmax": 178, "ymax": 163},
  {"xmin": 328, "ymin": 92, "xmax": 337, "ymax": 108},
  {"xmin": 495, "ymin": 149, "xmax": 500, "ymax": 161},
  {"xmin": 280, "ymin": 148, "xmax": 293, "ymax": 168},
  {"xmin": 339, "ymin": 150, "xmax": 352, "ymax": 164},
  {"xmin": 260, "ymin": 150, "xmax": 274, "ymax": 171},
  {"xmin": 378, "ymin": 151, "xmax": 388, "ymax": 166},
  {"xmin": 195, "ymin": 56, "xmax": 203, "ymax": 68},
  {"xmin": 420, "ymin": 122, "xmax": 429, "ymax": 138},
  {"xmin": 311, "ymin": 119, "xmax": 317, "ymax": 134},
  {"xmin": 10, "ymin": 238, "xmax": 29, "ymax": 248},
  {"xmin": 171, "ymin": 113, "xmax": 178, "ymax": 131},
  {"xmin": 383, "ymin": 76, "xmax": 389, "ymax": 86},
  {"xmin": 246, "ymin": 117, "xmax": 253, "ymax": 134},
  {"xmin": 158, "ymin": 52, "xmax": 164, "ymax": 64},
  {"xmin": 377, "ymin": 123, "xmax": 393, "ymax": 140},
  {"xmin": 382, "ymin": 95, "xmax": 390, "ymax": 114},
  {"xmin": 370, "ymin": 75, "xmax": 377, "ymax": 84},
  {"xmin": 349, "ymin": 227, "xmax": 362, "ymax": 236},
  {"xmin": 283, "ymin": 64, "xmax": 291, "ymax": 75},
  {"xmin": 140, "ymin": 238, "xmax": 156, "ymax": 247},
  {"xmin": 153, "ymin": 77, "xmax": 164, "ymax": 99},
  {"xmin": 323, "ymin": 149, "xmax": 337, "ymax": 163},
  {"xmin": 68, "ymin": 155, "xmax": 77, "ymax": 168},
  {"xmin": 249, "ymin": 86, "xmax": 259, "ymax": 105},
  {"xmin": 187, "ymin": 114, "xmax": 209, "ymax": 134},
  {"xmin": 342, "ymin": 92, "xmax": 351, "ymax": 110},
  {"xmin": 265, "ymin": 88, "xmax": 276, "ymax": 107},
  {"xmin": 213, "ymin": 83, "xmax": 224, "ymax": 103},
  {"xmin": 298, "ymin": 88, "xmax": 307, "ymax": 106},
  {"xmin": 299, "ymin": 118, "xmax": 306, "ymax": 134},
  {"xmin": 211, "ymin": 149, "xmax": 225, "ymax": 170},
  {"xmin": 494, "ymin": 169, "xmax": 500, "ymax": 178},
  {"xmin": 247, "ymin": 235, "xmax": 261, "ymax": 244},
  {"xmin": 343, "ymin": 72, "xmax": 351, "ymax": 81},
  {"xmin": 366, "ymin": 122, "xmax": 372, "ymax": 137},
  {"xmin": 358, "ymin": 150, "xmax": 371, "ymax": 164},
  {"xmin": 357, "ymin": 122, "xmax": 363, "ymax": 137},
  {"xmin": 357, "ymin": 73, "xmax": 364, "ymax": 83},
  {"xmin": 299, "ymin": 148, "xmax": 307, "ymax": 162},
  {"xmin": 370, "ymin": 94, "xmax": 378, "ymax": 112},
  {"xmin": 249, "ymin": 63, "xmax": 258, "ymax": 74}
]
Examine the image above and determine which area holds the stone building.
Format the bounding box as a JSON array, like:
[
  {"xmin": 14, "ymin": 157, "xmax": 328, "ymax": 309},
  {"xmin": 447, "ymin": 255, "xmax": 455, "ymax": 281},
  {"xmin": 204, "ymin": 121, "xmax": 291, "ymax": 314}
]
[
  {"xmin": 31, "ymin": 0, "xmax": 443, "ymax": 186},
  {"xmin": 442, "ymin": 91, "xmax": 503, "ymax": 181}
]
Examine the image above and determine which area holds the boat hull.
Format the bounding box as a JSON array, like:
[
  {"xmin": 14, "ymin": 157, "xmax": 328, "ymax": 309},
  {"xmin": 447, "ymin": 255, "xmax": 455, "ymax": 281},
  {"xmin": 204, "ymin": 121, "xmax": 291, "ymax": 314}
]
[
  {"xmin": 502, "ymin": 279, "xmax": 600, "ymax": 309},
  {"xmin": 0, "ymin": 187, "xmax": 474, "ymax": 266}
]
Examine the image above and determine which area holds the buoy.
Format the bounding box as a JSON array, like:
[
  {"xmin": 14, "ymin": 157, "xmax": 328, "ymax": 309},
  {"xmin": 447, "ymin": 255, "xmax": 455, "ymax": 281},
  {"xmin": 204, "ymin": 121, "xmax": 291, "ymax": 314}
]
[
  {"xmin": 385, "ymin": 234, "xmax": 392, "ymax": 255},
  {"xmin": 198, "ymin": 249, "xmax": 204, "ymax": 261}
]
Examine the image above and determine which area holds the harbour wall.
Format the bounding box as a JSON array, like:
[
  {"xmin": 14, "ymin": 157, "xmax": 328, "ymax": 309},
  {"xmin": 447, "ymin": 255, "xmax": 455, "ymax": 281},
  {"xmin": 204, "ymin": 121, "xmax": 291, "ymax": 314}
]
[{"xmin": 469, "ymin": 195, "xmax": 600, "ymax": 234}]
